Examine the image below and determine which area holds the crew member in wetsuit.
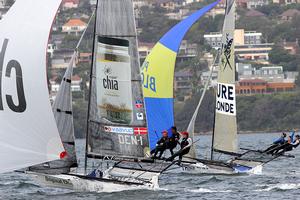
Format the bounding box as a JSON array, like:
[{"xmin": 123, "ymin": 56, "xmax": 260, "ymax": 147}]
[
  {"xmin": 276, "ymin": 135, "xmax": 300, "ymax": 154},
  {"xmin": 166, "ymin": 131, "xmax": 192, "ymax": 164},
  {"xmin": 152, "ymin": 130, "xmax": 169, "ymax": 159},
  {"xmin": 264, "ymin": 132, "xmax": 287, "ymax": 153},
  {"xmin": 168, "ymin": 126, "xmax": 180, "ymax": 155},
  {"xmin": 268, "ymin": 130, "xmax": 297, "ymax": 155}
]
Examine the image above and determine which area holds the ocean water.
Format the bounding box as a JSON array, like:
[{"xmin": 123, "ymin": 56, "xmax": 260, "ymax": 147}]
[{"xmin": 1, "ymin": 133, "xmax": 299, "ymax": 200}]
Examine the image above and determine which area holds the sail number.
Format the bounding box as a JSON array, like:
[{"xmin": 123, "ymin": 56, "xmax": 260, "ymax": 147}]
[
  {"xmin": 141, "ymin": 61, "xmax": 156, "ymax": 92},
  {"xmin": 216, "ymin": 83, "xmax": 236, "ymax": 116},
  {"xmin": 0, "ymin": 39, "xmax": 27, "ymax": 113}
]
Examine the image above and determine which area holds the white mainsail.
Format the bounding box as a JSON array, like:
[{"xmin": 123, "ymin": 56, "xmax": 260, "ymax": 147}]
[
  {"xmin": 0, "ymin": 0, "xmax": 65, "ymax": 173},
  {"xmin": 213, "ymin": 0, "xmax": 237, "ymax": 154}
]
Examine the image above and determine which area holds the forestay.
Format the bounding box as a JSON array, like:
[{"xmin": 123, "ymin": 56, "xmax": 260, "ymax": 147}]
[
  {"xmin": 87, "ymin": 0, "xmax": 149, "ymax": 158},
  {"xmin": 213, "ymin": 0, "xmax": 237, "ymax": 153},
  {"xmin": 142, "ymin": 0, "xmax": 221, "ymax": 151},
  {"xmin": 0, "ymin": 0, "xmax": 65, "ymax": 173}
]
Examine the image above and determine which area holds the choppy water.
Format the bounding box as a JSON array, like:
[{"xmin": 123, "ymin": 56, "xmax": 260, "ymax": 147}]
[{"xmin": 1, "ymin": 133, "xmax": 299, "ymax": 200}]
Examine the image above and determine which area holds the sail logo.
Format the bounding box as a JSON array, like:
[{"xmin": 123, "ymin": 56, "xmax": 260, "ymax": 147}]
[
  {"xmin": 104, "ymin": 126, "xmax": 133, "ymax": 134},
  {"xmin": 102, "ymin": 66, "xmax": 119, "ymax": 90},
  {"xmin": 0, "ymin": 39, "xmax": 27, "ymax": 113},
  {"xmin": 221, "ymin": 33, "xmax": 233, "ymax": 71},
  {"xmin": 141, "ymin": 61, "xmax": 156, "ymax": 93},
  {"xmin": 216, "ymin": 82, "xmax": 236, "ymax": 116}
]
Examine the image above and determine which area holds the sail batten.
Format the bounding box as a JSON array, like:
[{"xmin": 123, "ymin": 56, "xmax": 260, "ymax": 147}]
[{"xmin": 213, "ymin": 0, "xmax": 237, "ymax": 154}]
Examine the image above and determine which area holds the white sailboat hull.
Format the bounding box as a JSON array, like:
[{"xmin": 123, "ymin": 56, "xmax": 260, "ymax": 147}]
[
  {"xmin": 28, "ymin": 172, "xmax": 159, "ymax": 193},
  {"xmin": 167, "ymin": 162, "xmax": 263, "ymax": 175}
]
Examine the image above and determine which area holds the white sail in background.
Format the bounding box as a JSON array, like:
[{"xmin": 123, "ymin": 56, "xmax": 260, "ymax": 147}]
[
  {"xmin": 213, "ymin": 0, "xmax": 237, "ymax": 153},
  {"xmin": 0, "ymin": 0, "xmax": 65, "ymax": 173},
  {"xmin": 186, "ymin": 53, "xmax": 219, "ymax": 159},
  {"xmin": 29, "ymin": 53, "xmax": 78, "ymax": 174}
]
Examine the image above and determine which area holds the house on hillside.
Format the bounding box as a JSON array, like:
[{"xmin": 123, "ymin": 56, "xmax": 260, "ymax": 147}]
[
  {"xmin": 155, "ymin": 0, "xmax": 182, "ymax": 10},
  {"xmin": 236, "ymin": 79, "xmax": 296, "ymax": 95},
  {"xmin": 62, "ymin": 19, "xmax": 87, "ymax": 35},
  {"xmin": 280, "ymin": 9, "xmax": 300, "ymax": 22},
  {"xmin": 78, "ymin": 52, "xmax": 92, "ymax": 63},
  {"xmin": 51, "ymin": 49, "xmax": 76, "ymax": 69},
  {"xmin": 138, "ymin": 42, "xmax": 155, "ymax": 58},
  {"xmin": 62, "ymin": 0, "xmax": 80, "ymax": 10},
  {"xmin": 245, "ymin": 0, "xmax": 269, "ymax": 9},
  {"xmin": 50, "ymin": 75, "xmax": 82, "ymax": 93},
  {"xmin": 204, "ymin": 29, "xmax": 262, "ymax": 49},
  {"xmin": 273, "ymin": 0, "xmax": 300, "ymax": 5},
  {"xmin": 280, "ymin": 39, "xmax": 300, "ymax": 55},
  {"xmin": 174, "ymin": 70, "xmax": 193, "ymax": 95},
  {"xmin": 133, "ymin": 0, "xmax": 149, "ymax": 8},
  {"xmin": 235, "ymin": 43, "xmax": 274, "ymax": 63},
  {"xmin": 236, "ymin": 63, "xmax": 298, "ymax": 95}
]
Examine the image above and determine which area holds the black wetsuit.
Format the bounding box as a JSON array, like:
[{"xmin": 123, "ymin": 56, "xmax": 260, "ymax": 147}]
[
  {"xmin": 268, "ymin": 140, "xmax": 299, "ymax": 154},
  {"xmin": 264, "ymin": 137, "xmax": 286, "ymax": 153},
  {"xmin": 168, "ymin": 132, "xmax": 180, "ymax": 155},
  {"xmin": 166, "ymin": 137, "xmax": 192, "ymax": 163},
  {"xmin": 152, "ymin": 137, "xmax": 169, "ymax": 158},
  {"xmin": 282, "ymin": 140, "xmax": 299, "ymax": 152}
]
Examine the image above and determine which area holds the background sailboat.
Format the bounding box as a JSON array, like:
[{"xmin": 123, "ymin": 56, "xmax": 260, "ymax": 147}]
[
  {"xmin": 142, "ymin": 0, "xmax": 221, "ymax": 152},
  {"xmin": 212, "ymin": 0, "xmax": 238, "ymax": 158}
]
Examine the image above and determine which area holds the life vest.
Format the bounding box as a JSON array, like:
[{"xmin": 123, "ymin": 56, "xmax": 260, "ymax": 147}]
[
  {"xmin": 169, "ymin": 132, "xmax": 180, "ymax": 144},
  {"xmin": 181, "ymin": 138, "xmax": 190, "ymax": 150}
]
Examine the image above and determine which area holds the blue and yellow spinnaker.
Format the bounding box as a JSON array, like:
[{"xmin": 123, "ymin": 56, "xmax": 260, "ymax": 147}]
[{"xmin": 141, "ymin": 0, "xmax": 221, "ymax": 150}]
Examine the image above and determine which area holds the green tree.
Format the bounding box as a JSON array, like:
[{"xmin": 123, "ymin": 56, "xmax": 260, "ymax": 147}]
[{"xmin": 269, "ymin": 45, "xmax": 298, "ymax": 71}]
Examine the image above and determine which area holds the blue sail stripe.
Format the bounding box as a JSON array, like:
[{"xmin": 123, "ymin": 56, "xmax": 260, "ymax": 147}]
[{"xmin": 159, "ymin": 0, "xmax": 221, "ymax": 52}]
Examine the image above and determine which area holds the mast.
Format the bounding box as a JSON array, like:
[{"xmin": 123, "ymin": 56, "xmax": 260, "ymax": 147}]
[
  {"xmin": 85, "ymin": 0, "xmax": 99, "ymax": 174},
  {"xmin": 210, "ymin": 102, "xmax": 216, "ymax": 160}
]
